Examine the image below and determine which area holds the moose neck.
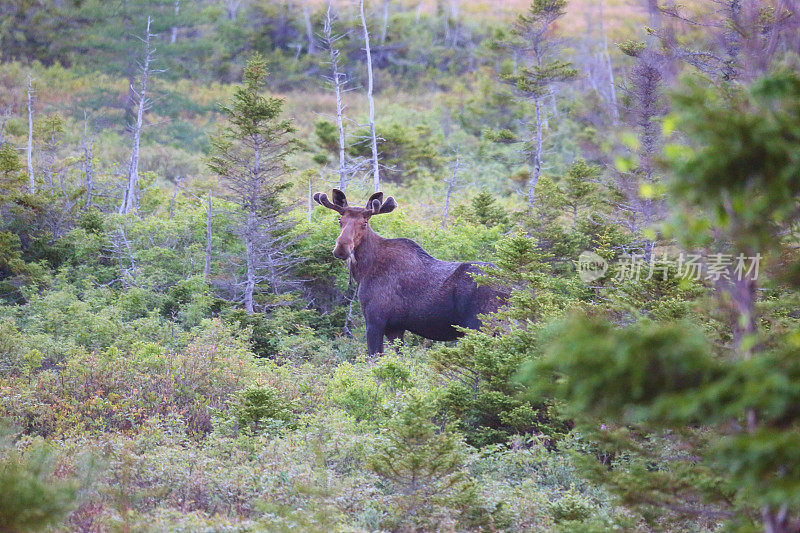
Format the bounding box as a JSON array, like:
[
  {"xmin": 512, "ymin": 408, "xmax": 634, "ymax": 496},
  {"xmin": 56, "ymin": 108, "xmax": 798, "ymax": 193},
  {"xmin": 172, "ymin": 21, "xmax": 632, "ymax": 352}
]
[{"xmin": 350, "ymin": 225, "xmax": 384, "ymax": 283}]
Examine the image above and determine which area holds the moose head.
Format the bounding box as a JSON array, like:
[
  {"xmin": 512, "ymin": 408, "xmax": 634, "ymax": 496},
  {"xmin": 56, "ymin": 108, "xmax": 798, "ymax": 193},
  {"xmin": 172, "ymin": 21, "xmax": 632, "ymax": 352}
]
[{"xmin": 313, "ymin": 189, "xmax": 397, "ymax": 262}]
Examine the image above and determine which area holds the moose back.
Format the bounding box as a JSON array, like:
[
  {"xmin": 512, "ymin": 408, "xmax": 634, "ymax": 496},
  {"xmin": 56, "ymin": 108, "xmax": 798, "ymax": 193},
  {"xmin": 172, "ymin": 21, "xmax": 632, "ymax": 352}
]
[{"xmin": 314, "ymin": 189, "xmax": 507, "ymax": 355}]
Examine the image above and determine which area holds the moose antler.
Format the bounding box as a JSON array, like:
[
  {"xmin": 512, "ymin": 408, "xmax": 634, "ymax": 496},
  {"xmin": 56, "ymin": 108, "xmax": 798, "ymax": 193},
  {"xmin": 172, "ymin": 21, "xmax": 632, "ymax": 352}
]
[
  {"xmin": 363, "ymin": 191, "xmax": 398, "ymax": 215},
  {"xmin": 313, "ymin": 192, "xmax": 345, "ymax": 214},
  {"xmin": 314, "ymin": 189, "xmax": 398, "ymax": 216},
  {"xmin": 365, "ymin": 192, "xmax": 383, "ymax": 208},
  {"xmin": 377, "ymin": 196, "xmax": 397, "ymax": 214}
]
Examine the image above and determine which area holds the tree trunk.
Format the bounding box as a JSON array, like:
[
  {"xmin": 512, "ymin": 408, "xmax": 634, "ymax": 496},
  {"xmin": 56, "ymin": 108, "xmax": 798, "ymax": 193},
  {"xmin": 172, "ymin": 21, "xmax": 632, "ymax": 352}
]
[
  {"xmin": 303, "ymin": 4, "xmax": 315, "ymax": 55},
  {"xmin": 244, "ymin": 230, "xmax": 255, "ymax": 314},
  {"xmin": 83, "ymin": 114, "xmax": 94, "ymax": 210},
  {"xmin": 441, "ymin": 146, "xmax": 459, "ymax": 228},
  {"xmin": 308, "ymin": 173, "xmax": 313, "ymax": 222},
  {"xmin": 0, "ymin": 106, "xmax": 11, "ymax": 145},
  {"xmin": 170, "ymin": 0, "xmax": 180, "ymax": 43},
  {"xmin": 324, "ymin": 4, "xmax": 348, "ymax": 190},
  {"xmin": 225, "ymin": 0, "xmax": 242, "ymax": 20},
  {"xmin": 448, "ymin": 0, "xmax": 460, "ymax": 47},
  {"xmin": 120, "ymin": 16, "xmax": 153, "ymax": 215},
  {"xmin": 762, "ymin": 504, "xmax": 789, "ymax": 533},
  {"xmin": 204, "ymin": 190, "xmax": 212, "ymax": 280},
  {"xmin": 598, "ymin": 0, "xmax": 619, "ymax": 123},
  {"xmin": 26, "ymin": 75, "xmax": 35, "ymax": 194},
  {"xmin": 528, "ymin": 97, "xmax": 543, "ymax": 207},
  {"xmin": 380, "ymin": 0, "xmax": 390, "ymax": 44},
  {"xmin": 360, "ymin": 0, "xmax": 381, "ymax": 192},
  {"xmin": 169, "ymin": 177, "xmax": 182, "ymax": 219}
]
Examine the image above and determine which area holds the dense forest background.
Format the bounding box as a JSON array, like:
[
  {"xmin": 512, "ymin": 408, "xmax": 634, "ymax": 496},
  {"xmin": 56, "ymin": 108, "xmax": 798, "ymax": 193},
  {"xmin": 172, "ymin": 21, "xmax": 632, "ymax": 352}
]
[{"xmin": 1, "ymin": 0, "xmax": 799, "ymax": 531}]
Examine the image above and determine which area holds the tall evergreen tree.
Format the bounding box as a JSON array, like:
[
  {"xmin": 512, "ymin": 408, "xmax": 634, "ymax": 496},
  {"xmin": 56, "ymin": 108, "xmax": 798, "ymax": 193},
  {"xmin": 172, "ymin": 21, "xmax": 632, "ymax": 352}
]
[
  {"xmin": 522, "ymin": 72, "xmax": 800, "ymax": 532},
  {"xmin": 500, "ymin": 0, "xmax": 577, "ymax": 207},
  {"xmin": 208, "ymin": 54, "xmax": 298, "ymax": 314}
]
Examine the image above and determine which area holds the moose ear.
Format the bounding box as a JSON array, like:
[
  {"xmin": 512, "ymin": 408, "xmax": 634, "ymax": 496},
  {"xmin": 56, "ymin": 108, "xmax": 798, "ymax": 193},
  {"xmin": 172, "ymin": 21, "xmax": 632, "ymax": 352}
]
[
  {"xmin": 331, "ymin": 189, "xmax": 348, "ymax": 208},
  {"xmin": 313, "ymin": 192, "xmax": 344, "ymax": 214},
  {"xmin": 378, "ymin": 196, "xmax": 397, "ymax": 214},
  {"xmin": 365, "ymin": 192, "xmax": 384, "ymax": 208},
  {"xmin": 367, "ymin": 199, "xmax": 381, "ymax": 214}
]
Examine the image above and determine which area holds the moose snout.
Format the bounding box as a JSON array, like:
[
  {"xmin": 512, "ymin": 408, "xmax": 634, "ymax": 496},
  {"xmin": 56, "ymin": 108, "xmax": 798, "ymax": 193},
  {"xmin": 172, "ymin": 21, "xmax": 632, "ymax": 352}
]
[
  {"xmin": 333, "ymin": 240, "xmax": 353, "ymax": 260},
  {"xmin": 332, "ymin": 247, "xmax": 350, "ymax": 260}
]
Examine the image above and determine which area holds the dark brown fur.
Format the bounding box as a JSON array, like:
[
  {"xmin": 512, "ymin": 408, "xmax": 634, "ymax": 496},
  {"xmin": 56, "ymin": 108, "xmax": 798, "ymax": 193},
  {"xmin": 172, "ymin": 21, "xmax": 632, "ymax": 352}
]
[{"xmin": 314, "ymin": 189, "xmax": 507, "ymax": 355}]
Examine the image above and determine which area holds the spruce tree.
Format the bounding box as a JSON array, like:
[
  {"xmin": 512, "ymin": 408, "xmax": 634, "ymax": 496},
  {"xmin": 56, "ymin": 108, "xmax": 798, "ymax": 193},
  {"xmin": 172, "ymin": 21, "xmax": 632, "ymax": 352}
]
[
  {"xmin": 522, "ymin": 72, "xmax": 800, "ymax": 531},
  {"xmin": 208, "ymin": 54, "xmax": 298, "ymax": 314},
  {"xmin": 562, "ymin": 158, "xmax": 599, "ymax": 227},
  {"xmin": 368, "ymin": 393, "xmax": 499, "ymax": 529},
  {"xmin": 499, "ymin": 0, "xmax": 577, "ymax": 207}
]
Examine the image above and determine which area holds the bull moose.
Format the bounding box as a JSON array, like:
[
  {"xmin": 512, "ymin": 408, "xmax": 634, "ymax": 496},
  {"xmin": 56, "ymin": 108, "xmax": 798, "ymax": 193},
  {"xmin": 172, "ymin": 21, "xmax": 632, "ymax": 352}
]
[{"xmin": 314, "ymin": 188, "xmax": 507, "ymax": 355}]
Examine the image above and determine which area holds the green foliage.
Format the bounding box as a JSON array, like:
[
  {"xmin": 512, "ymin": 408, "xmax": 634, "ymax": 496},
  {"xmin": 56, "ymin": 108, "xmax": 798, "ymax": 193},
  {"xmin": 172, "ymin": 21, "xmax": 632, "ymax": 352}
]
[
  {"xmin": 209, "ymin": 54, "xmax": 296, "ymax": 180},
  {"xmin": 368, "ymin": 393, "xmax": 502, "ymax": 530},
  {"xmin": 1, "ymin": 2, "xmax": 798, "ymax": 529},
  {"xmin": 2, "ymin": 319, "xmax": 257, "ymax": 438},
  {"xmin": 348, "ymin": 122, "xmax": 443, "ymax": 183},
  {"xmin": 618, "ymin": 40, "xmax": 647, "ymax": 57},
  {"xmin": 525, "ymin": 315, "xmax": 718, "ymax": 423},
  {"xmin": 230, "ymin": 385, "xmax": 295, "ymax": 434},
  {"xmin": 0, "ymin": 429, "xmax": 79, "ymax": 532},
  {"xmin": 0, "ymin": 143, "xmax": 23, "ymax": 184},
  {"xmin": 667, "ymin": 72, "xmax": 800, "ymax": 251},
  {"xmin": 454, "ymin": 191, "xmax": 509, "ymax": 228},
  {"xmin": 562, "ymin": 159, "xmax": 599, "ymax": 225},
  {"xmin": 548, "ymin": 485, "xmax": 594, "ymax": 523},
  {"xmin": 431, "ymin": 232, "xmax": 585, "ymax": 446}
]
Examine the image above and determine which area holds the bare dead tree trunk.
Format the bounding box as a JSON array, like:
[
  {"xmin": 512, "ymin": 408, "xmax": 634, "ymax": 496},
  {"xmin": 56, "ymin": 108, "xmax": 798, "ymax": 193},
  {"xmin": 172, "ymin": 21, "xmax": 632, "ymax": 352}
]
[
  {"xmin": 528, "ymin": 97, "xmax": 543, "ymax": 207},
  {"xmin": 302, "ymin": 3, "xmax": 316, "ymax": 55},
  {"xmin": 441, "ymin": 146, "xmax": 460, "ymax": 228},
  {"xmin": 26, "ymin": 74, "xmax": 35, "ymax": 194},
  {"xmin": 121, "ymin": 0, "xmax": 138, "ymax": 127},
  {"xmin": 224, "ymin": 0, "xmax": 243, "ymax": 20},
  {"xmin": 598, "ymin": 0, "xmax": 619, "ymax": 123},
  {"xmin": 82, "ymin": 113, "xmax": 94, "ymax": 210},
  {"xmin": 170, "ymin": 0, "xmax": 180, "ymax": 43},
  {"xmin": 323, "ymin": 3, "xmax": 349, "ymax": 190},
  {"xmin": 380, "ymin": 0, "xmax": 390, "ymax": 44},
  {"xmin": 204, "ymin": 190, "xmax": 212, "ymax": 280},
  {"xmin": 308, "ymin": 173, "xmax": 313, "ymax": 222},
  {"xmin": 114, "ymin": 223, "xmax": 137, "ymax": 288},
  {"xmin": 0, "ymin": 106, "xmax": 11, "ymax": 146},
  {"xmin": 168, "ymin": 176, "xmax": 183, "ymax": 219},
  {"xmin": 120, "ymin": 16, "xmax": 156, "ymax": 215},
  {"xmin": 360, "ymin": 0, "xmax": 381, "ymax": 192},
  {"xmin": 449, "ymin": 0, "xmax": 460, "ymax": 47},
  {"xmin": 241, "ymin": 140, "xmax": 263, "ymax": 314},
  {"xmin": 244, "ymin": 216, "xmax": 256, "ymax": 314},
  {"xmin": 762, "ymin": 504, "xmax": 789, "ymax": 533},
  {"xmin": 415, "ymin": 1, "xmax": 423, "ymax": 22}
]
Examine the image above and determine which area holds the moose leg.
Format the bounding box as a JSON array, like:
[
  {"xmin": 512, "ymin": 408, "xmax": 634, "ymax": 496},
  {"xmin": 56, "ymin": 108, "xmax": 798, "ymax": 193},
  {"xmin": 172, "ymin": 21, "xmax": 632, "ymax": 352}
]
[{"xmin": 365, "ymin": 321, "xmax": 386, "ymax": 356}]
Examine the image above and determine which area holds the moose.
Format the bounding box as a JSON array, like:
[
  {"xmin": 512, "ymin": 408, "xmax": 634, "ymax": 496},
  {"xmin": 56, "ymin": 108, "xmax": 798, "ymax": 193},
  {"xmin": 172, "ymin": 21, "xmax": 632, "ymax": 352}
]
[{"xmin": 314, "ymin": 189, "xmax": 507, "ymax": 355}]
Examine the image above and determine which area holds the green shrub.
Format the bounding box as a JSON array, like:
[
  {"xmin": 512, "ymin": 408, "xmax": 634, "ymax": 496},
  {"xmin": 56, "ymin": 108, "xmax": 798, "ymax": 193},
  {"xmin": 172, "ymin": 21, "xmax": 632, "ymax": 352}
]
[
  {"xmin": 230, "ymin": 385, "xmax": 295, "ymax": 435},
  {"xmin": 0, "ymin": 430, "xmax": 79, "ymax": 532}
]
